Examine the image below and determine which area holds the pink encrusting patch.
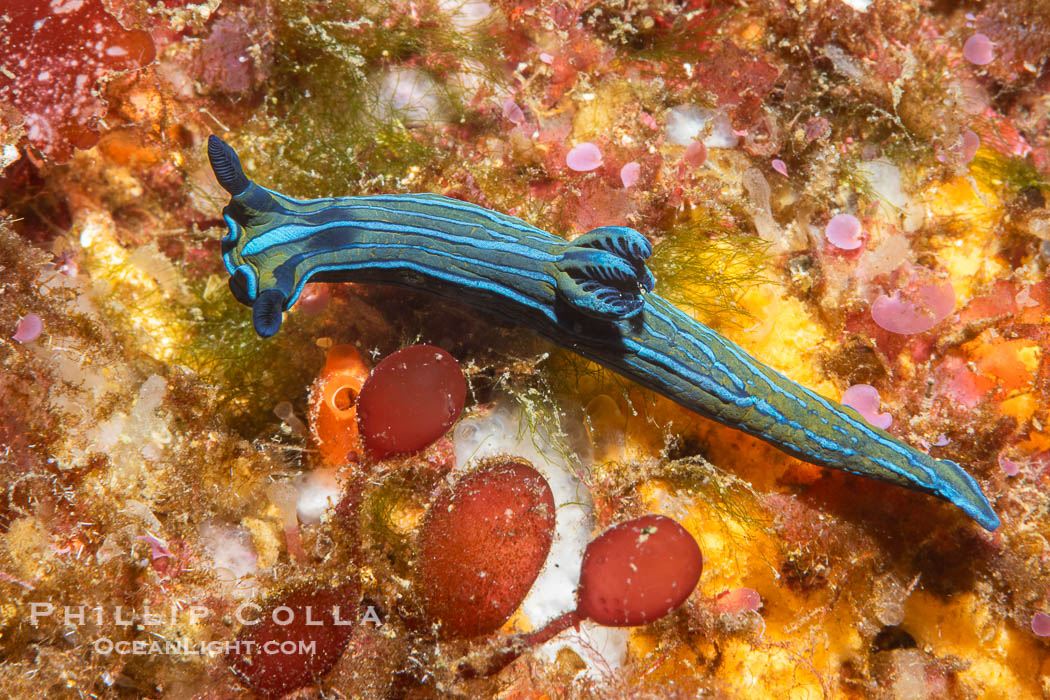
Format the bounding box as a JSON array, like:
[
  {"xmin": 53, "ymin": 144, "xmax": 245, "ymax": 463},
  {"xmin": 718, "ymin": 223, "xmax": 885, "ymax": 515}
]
[
  {"xmin": 998, "ymin": 454, "xmax": 1021, "ymax": 476},
  {"xmin": 963, "ymin": 33, "xmax": 995, "ymax": 65},
  {"xmin": 295, "ymin": 283, "xmax": 330, "ymax": 316},
  {"xmin": 1032, "ymin": 612, "xmax": 1050, "ymax": 637},
  {"xmin": 872, "ymin": 275, "xmax": 956, "ymax": 335},
  {"xmin": 825, "ymin": 214, "xmax": 863, "ymax": 250},
  {"xmin": 566, "ymin": 142, "xmax": 603, "ymax": 171},
  {"xmin": 939, "ymin": 356, "xmax": 994, "ymax": 409},
  {"xmin": 620, "ymin": 161, "xmax": 641, "ymax": 188},
  {"xmin": 841, "ymin": 384, "xmax": 892, "ymax": 430},
  {"xmin": 715, "ymin": 587, "xmax": 762, "ymax": 614}
]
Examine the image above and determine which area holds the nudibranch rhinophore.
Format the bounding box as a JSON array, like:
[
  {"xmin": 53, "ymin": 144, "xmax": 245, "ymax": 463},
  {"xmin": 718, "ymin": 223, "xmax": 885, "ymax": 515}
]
[{"xmin": 208, "ymin": 135, "xmax": 999, "ymax": 531}]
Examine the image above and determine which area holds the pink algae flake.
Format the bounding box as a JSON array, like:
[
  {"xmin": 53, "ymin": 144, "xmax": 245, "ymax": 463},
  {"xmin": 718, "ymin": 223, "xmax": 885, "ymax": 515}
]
[
  {"xmin": 841, "ymin": 384, "xmax": 892, "ymax": 430},
  {"xmin": 961, "ymin": 129, "xmax": 981, "ymax": 164},
  {"xmin": 825, "ymin": 214, "xmax": 863, "ymax": 250},
  {"xmin": 771, "ymin": 159, "xmax": 788, "ymax": 177},
  {"xmin": 566, "ymin": 142, "xmax": 603, "ymax": 171},
  {"xmin": 963, "ymin": 33, "xmax": 995, "ymax": 66},
  {"xmin": 502, "ymin": 98, "xmax": 525, "ymax": 125},
  {"xmin": 13, "ymin": 314, "xmax": 42, "ymax": 343},
  {"xmin": 0, "ymin": 0, "xmax": 155, "ymax": 161},
  {"xmin": 620, "ymin": 161, "xmax": 641, "ymax": 188},
  {"xmin": 872, "ymin": 278, "xmax": 956, "ymax": 335},
  {"xmin": 1033, "ymin": 613, "xmax": 1050, "ymax": 637},
  {"xmin": 683, "ymin": 140, "xmax": 707, "ymax": 167}
]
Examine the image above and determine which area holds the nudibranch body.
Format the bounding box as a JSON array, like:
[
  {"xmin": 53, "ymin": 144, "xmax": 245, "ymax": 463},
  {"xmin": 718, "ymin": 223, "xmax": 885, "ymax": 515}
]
[{"xmin": 208, "ymin": 135, "xmax": 999, "ymax": 530}]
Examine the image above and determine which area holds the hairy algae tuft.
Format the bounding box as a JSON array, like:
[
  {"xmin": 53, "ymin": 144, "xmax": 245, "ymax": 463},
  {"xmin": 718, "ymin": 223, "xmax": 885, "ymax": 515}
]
[
  {"xmin": 235, "ymin": 0, "xmax": 506, "ymax": 198},
  {"xmin": 173, "ymin": 277, "xmax": 325, "ymax": 437},
  {"xmin": 649, "ymin": 210, "xmax": 769, "ymax": 328},
  {"xmin": 969, "ymin": 148, "xmax": 1049, "ymax": 196}
]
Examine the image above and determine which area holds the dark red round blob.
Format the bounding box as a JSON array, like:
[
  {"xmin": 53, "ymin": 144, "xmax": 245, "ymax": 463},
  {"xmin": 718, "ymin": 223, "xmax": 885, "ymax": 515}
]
[
  {"xmin": 577, "ymin": 514, "xmax": 702, "ymax": 627},
  {"xmin": 356, "ymin": 345, "xmax": 466, "ymax": 460},
  {"xmin": 419, "ymin": 461, "xmax": 556, "ymax": 638},
  {"xmin": 228, "ymin": 580, "xmax": 359, "ymax": 697}
]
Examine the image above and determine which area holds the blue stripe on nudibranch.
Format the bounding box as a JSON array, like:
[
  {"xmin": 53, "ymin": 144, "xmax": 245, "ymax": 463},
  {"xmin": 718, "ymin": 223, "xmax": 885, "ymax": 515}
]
[
  {"xmin": 242, "ymin": 214, "xmax": 562, "ymax": 261},
  {"xmin": 207, "ymin": 134, "xmax": 1000, "ymax": 531}
]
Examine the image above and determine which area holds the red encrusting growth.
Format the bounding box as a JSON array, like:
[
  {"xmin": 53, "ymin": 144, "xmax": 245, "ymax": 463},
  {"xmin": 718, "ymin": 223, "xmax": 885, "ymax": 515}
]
[
  {"xmin": 418, "ymin": 460, "xmax": 556, "ymax": 638},
  {"xmin": 0, "ymin": 0, "xmax": 155, "ymax": 161},
  {"xmin": 356, "ymin": 344, "xmax": 466, "ymax": 460},
  {"xmin": 227, "ymin": 580, "xmax": 360, "ymax": 698}
]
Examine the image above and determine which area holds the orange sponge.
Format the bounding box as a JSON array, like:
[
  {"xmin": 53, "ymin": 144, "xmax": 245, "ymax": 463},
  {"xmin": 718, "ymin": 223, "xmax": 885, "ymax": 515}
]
[{"xmin": 308, "ymin": 344, "xmax": 370, "ymax": 465}]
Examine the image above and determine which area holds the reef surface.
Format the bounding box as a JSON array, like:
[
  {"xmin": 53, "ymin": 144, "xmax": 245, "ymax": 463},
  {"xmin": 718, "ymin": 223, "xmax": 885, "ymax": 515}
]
[{"xmin": 1, "ymin": 0, "xmax": 1049, "ymax": 698}]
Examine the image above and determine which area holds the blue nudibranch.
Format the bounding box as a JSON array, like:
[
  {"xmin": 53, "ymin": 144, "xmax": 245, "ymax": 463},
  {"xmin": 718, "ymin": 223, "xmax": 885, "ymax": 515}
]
[{"xmin": 208, "ymin": 135, "xmax": 999, "ymax": 531}]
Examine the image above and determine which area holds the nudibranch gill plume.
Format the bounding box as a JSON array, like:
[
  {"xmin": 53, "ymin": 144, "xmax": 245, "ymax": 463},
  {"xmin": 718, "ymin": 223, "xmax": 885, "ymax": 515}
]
[{"xmin": 208, "ymin": 134, "xmax": 999, "ymax": 531}]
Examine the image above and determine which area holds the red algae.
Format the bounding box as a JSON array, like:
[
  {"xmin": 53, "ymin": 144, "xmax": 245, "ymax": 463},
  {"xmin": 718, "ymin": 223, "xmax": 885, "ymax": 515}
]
[
  {"xmin": 460, "ymin": 513, "xmax": 704, "ymax": 677},
  {"xmin": 577, "ymin": 514, "xmax": 702, "ymax": 626},
  {"xmin": 356, "ymin": 345, "xmax": 466, "ymax": 460},
  {"xmin": 197, "ymin": 6, "xmax": 274, "ymax": 97},
  {"xmin": 418, "ymin": 460, "xmax": 555, "ymax": 638},
  {"xmin": 0, "ymin": 0, "xmax": 155, "ymax": 161},
  {"xmin": 228, "ymin": 580, "xmax": 360, "ymax": 697},
  {"xmin": 4, "ymin": 0, "xmax": 1050, "ymax": 695}
]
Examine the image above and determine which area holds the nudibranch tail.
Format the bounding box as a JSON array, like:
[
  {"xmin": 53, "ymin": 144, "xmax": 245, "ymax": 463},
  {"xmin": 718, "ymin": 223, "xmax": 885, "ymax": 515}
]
[{"xmin": 208, "ymin": 135, "xmax": 1000, "ymax": 531}]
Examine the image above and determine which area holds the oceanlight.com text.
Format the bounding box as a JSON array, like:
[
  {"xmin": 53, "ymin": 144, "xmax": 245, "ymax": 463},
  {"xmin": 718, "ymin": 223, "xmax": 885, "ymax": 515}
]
[{"xmin": 92, "ymin": 638, "xmax": 317, "ymax": 656}]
